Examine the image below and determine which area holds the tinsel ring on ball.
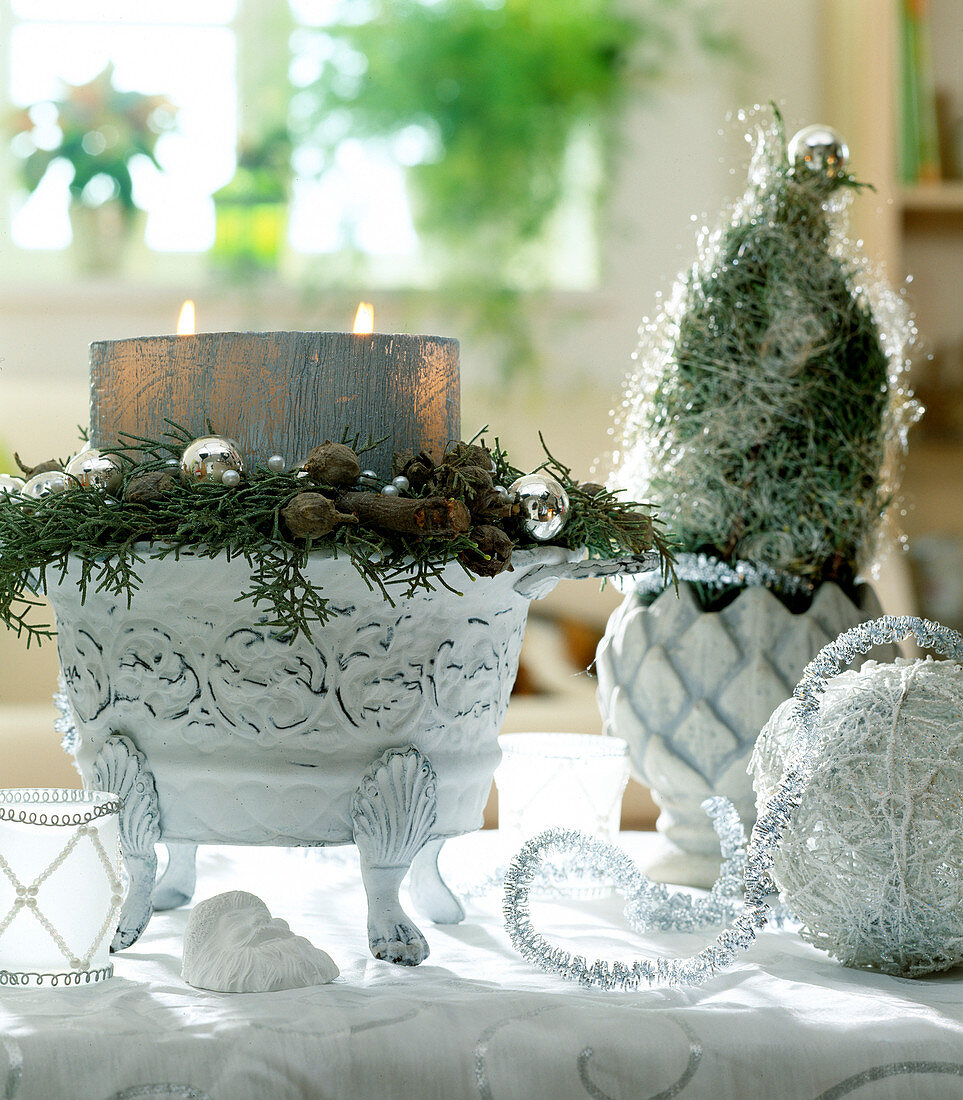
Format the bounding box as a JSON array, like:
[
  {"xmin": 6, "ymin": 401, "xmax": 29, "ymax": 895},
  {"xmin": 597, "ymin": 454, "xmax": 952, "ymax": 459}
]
[
  {"xmin": 752, "ymin": 656, "xmax": 963, "ymax": 977},
  {"xmin": 180, "ymin": 436, "xmax": 244, "ymax": 485},
  {"xmin": 65, "ymin": 448, "xmax": 123, "ymax": 493},
  {"xmin": 788, "ymin": 124, "xmax": 849, "ymax": 179},
  {"xmin": 510, "ymin": 473, "xmax": 569, "ymax": 541}
]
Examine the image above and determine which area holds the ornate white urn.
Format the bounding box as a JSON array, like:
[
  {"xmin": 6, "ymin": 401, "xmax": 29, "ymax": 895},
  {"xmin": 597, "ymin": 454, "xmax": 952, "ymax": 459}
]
[
  {"xmin": 595, "ymin": 578, "xmax": 895, "ymax": 888},
  {"xmin": 50, "ymin": 547, "xmax": 655, "ymax": 963},
  {"xmin": 40, "ymin": 326, "xmax": 659, "ymax": 964}
]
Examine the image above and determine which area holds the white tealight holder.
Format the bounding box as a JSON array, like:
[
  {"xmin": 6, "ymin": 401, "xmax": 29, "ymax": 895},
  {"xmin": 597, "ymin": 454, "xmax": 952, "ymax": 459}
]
[
  {"xmin": 495, "ymin": 733, "xmax": 630, "ymax": 896},
  {"xmin": 0, "ymin": 789, "xmax": 125, "ymax": 987}
]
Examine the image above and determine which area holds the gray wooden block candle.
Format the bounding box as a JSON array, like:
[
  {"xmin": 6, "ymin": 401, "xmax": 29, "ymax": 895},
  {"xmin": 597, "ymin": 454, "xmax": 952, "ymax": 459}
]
[{"xmin": 89, "ymin": 331, "xmax": 460, "ymax": 476}]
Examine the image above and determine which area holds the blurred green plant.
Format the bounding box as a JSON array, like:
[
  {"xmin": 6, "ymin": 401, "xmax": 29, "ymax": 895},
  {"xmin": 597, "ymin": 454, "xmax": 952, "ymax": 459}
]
[
  {"xmin": 213, "ymin": 128, "xmax": 293, "ymax": 277},
  {"xmin": 8, "ymin": 63, "xmax": 176, "ymax": 217},
  {"xmin": 296, "ymin": 0, "xmax": 733, "ymax": 373}
]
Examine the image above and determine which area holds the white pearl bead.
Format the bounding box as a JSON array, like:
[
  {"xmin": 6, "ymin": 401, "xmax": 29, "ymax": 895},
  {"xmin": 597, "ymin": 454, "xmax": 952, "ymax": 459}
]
[
  {"xmin": 381, "ymin": 484, "xmax": 399, "ymax": 496},
  {"xmin": 220, "ymin": 469, "xmax": 242, "ymax": 488},
  {"xmin": 392, "ymin": 476, "xmax": 410, "ymax": 492},
  {"xmin": 266, "ymin": 454, "xmax": 286, "ymax": 474}
]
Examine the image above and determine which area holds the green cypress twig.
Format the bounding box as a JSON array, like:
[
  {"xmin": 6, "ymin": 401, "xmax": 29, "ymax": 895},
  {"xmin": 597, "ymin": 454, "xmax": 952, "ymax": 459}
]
[{"xmin": 0, "ymin": 429, "xmax": 673, "ymax": 645}]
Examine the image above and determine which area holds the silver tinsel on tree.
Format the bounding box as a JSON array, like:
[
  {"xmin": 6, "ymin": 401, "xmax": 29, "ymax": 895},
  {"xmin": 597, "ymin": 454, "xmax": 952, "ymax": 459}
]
[{"xmin": 613, "ymin": 106, "xmax": 920, "ymax": 597}]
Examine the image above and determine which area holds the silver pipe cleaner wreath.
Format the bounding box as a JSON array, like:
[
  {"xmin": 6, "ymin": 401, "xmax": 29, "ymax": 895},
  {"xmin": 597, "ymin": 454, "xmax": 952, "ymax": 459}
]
[
  {"xmin": 460, "ymin": 795, "xmax": 754, "ymax": 912},
  {"xmin": 502, "ymin": 615, "xmax": 963, "ymax": 989}
]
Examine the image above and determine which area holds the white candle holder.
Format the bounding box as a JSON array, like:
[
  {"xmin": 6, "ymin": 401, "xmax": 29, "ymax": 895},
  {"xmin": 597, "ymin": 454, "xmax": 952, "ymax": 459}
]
[
  {"xmin": 0, "ymin": 789, "xmax": 125, "ymax": 987},
  {"xmin": 495, "ymin": 733, "xmax": 630, "ymax": 897}
]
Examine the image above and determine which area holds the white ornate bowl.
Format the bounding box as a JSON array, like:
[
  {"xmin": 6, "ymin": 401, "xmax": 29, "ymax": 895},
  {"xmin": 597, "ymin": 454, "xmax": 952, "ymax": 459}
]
[{"xmin": 49, "ymin": 546, "xmax": 655, "ymax": 963}]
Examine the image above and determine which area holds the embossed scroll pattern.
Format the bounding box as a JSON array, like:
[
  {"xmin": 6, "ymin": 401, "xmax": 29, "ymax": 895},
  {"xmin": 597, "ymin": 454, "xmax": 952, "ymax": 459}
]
[{"xmin": 49, "ymin": 552, "xmax": 535, "ymax": 845}]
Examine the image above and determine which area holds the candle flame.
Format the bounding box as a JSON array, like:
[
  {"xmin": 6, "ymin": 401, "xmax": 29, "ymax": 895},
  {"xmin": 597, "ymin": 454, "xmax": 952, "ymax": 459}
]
[
  {"xmin": 177, "ymin": 300, "xmax": 196, "ymax": 336},
  {"xmin": 353, "ymin": 302, "xmax": 374, "ymax": 335}
]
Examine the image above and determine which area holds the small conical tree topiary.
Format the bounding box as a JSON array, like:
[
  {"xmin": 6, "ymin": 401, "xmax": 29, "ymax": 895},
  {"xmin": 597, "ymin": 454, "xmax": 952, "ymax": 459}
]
[{"xmin": 614, "ymin": 109, "xmax": 918, "ymax": 602}]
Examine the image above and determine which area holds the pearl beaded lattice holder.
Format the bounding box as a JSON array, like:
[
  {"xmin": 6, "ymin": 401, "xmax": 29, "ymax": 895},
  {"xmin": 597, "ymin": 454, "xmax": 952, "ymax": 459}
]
[
  {"xmin": 503, "ymin": 616, "xmax": 963, "ymax": 988},
  {"xmin": 752, "ymin": 655, "xmax": 963, "ymax": 977},
  {"xmin": 0, "ymin": 789, "xmax": 125, "ymax": 986}
]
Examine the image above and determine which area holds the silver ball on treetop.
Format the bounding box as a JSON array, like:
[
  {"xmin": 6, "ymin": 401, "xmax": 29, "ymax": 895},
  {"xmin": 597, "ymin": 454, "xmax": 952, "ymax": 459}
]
[
  {"xmin": 180, "ymin": 436, "xmax": 244, "ymax": 485},
  {"xmin": 21, "ymin": 470, "xmax": 68, "ymax": 499},
  {"xmin": 510, "ymin": 473, "xmax": 570, "ymax": 541},
  {"xmin": 65, "ymin": 449, "xmax": 123, "ymax": 493},
  {"xmin": 0, "ymin": 474, "xmax": 25, "ymax": 499},
  {"xmin": 788, "ymin": 124, "xmax": 849, "ymax": 179}
]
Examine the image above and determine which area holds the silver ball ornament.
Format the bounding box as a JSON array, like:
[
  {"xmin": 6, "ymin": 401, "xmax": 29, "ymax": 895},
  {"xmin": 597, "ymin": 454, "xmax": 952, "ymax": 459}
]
[
  {"xmin": 0, "ymin": 474, "xmax": 25, "ymax": 499},
  {"xmin": 510, "ymin": 473, "xmax": 570, "ymax": 541},
  {"xmin": 788, "ymin": 124, "xmax": 850, "ymax": 179},
  {"xmin": 65, "ymin": 449, "xmax": 123, "ymax": 494},
  {"xmin": 21, "ymin": 470, "xmax": 68, "ymax": 499},
  {"xmin": 180, "ymin": 436, "xmax": 244, "ymax": 485},
  {"xmin": 220, "ymin": 469, "xmax": 242, "ymax": 488},
  {"xmin": 266, "ymin": 454, "xmax": 286, "ymax": 474}
]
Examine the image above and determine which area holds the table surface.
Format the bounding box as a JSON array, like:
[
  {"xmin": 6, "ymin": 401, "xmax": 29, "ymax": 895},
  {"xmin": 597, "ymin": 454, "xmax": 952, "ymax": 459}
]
[{"xmin": 1, "ymin": 832, "xmax": 962, "ymax": 1100}]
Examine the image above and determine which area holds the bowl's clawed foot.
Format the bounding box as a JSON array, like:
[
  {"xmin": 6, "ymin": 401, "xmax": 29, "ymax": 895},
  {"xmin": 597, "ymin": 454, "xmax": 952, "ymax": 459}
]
[
  {"xmin": 353, "ymin": 746, "xmax": 440, "ymax": 965},
  {"xmin": 368, "ymin": 912, "xmax": 430, "ymax": 966}
]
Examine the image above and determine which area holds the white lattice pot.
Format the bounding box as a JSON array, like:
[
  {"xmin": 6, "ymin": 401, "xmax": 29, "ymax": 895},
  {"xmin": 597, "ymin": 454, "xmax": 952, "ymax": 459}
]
[
  {"xmin": 49, "ymin": 546, "xmax": 655, "ymax": 963},
  {"xmin": 595, "ymin": 580, "xmax": 895, "ymax": 888}
]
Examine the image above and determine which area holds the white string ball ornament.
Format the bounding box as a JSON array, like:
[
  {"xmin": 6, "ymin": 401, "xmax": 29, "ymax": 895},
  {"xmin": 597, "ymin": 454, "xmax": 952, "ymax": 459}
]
[{"xmin": 752, "ymin": 657, "xmax": 963, "ymax": 977}]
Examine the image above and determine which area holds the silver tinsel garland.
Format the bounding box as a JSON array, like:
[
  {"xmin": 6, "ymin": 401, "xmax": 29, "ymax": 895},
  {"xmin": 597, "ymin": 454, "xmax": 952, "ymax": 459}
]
[
  {"xmin": 503, "ymin": 615, "xmax": 963, "ymax": 989},
  {"xmin": 630, "ymin": 551, "xmax": 814, "ymax": 600}
]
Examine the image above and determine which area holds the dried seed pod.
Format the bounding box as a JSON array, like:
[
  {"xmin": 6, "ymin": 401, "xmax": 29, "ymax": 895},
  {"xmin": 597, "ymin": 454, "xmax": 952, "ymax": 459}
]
[
  {"xmin": 124, "ymin": 469, "xmax": 178, "ymax": 503},
  {"xmin": 396, "ymin": 450, "xmax": 437, "ymax": 491},
  {"xmin": 303, "ymin": 442, "xmax": 362, "ymax": 487},
  {"xmin": 470, "ymin": 484, "xmax": 513, "ymax": 522},
  {"xmin": 338, "ymin": 492, "xmax": 471, "ymax": 538},
  {"xmin": 578, "ymin": 482, "xmax": 607, "ymax": 497},
  {"xmin": 282, "ymin": 492, "xmax": 358, "ymax": 539},
  {"xmin": 14, "ymin": 453, "xmax": 63, "ymax": 477},
  {"xmin": 618, "ymin": 509, "xmax": 654, "ymax": 544},
  {"xmin": 444, "ymin": 441, "xmax": 493, "ymax": 470},
  {"xmin": 460, "ymin": 525, "xmax": 514, "ymax": 577}
]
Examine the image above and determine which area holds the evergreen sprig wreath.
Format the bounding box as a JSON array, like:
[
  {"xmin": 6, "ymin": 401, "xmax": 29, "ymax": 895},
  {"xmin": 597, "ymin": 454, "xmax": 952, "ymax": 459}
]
[
  {"xmin": 0, "ymin": 424, "xmax": 673, "ymax": 647},
  {"xmin": 613, "ymin": 106, "xmax": 920, "ymax": 609}
]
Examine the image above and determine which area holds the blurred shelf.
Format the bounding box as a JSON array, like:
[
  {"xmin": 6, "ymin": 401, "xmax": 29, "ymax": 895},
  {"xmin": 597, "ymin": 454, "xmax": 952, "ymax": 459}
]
[{"xmin": 900, "ymin": 182, "xmax": 963, "ymax": 213}]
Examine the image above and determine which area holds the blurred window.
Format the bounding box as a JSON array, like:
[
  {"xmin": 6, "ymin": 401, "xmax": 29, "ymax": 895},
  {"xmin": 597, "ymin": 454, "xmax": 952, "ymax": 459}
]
[
  {"xmin": 6, "ymin": 0, "xmax": 237, "ymax": 253},
  {"xmin": 3, "ymin": 0, "xmax": 597, "ymax": 285}
]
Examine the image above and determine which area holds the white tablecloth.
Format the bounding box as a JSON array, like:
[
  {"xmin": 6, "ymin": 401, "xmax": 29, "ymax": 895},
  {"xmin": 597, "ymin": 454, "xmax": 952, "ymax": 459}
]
[{"xmin": 1, "ymin": 832, "xmax": 962, "ymax": 1100}]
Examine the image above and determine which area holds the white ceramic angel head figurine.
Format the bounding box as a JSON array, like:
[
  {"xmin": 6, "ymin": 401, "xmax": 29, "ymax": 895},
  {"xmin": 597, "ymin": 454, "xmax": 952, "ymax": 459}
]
[{"xmin": 181, "ymin": 890, "xmax": 339, "ymax": 993}]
